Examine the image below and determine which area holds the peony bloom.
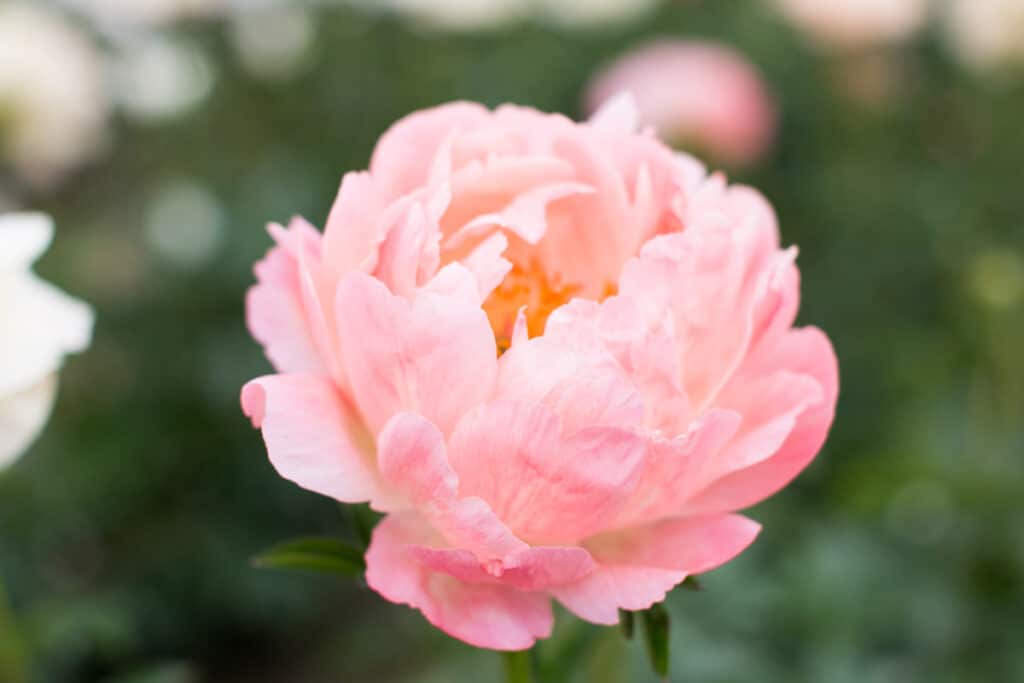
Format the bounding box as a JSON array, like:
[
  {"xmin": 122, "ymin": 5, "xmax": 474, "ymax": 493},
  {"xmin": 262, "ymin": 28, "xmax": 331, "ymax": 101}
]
[
  {"xmin": 772, "ymin": 0, "xmax": 930, "ymax": 52},
  {"xmin": 242, "ymin": 97, "xmax": 838, "ymax": 650},
  {"xmin": 0, "ymin": 214, "xmax": 94, "ymax": 469},
  {"xmin": 0, "ymin": 3, "xmax": 109, "ymax": 189},
  {"xmin": 945, "ymin": 0, "xmax": 1024, "ymax": 73},
  {"xmin": 585, "ymin": 40, "xmax": 777, "ymax": 167}
]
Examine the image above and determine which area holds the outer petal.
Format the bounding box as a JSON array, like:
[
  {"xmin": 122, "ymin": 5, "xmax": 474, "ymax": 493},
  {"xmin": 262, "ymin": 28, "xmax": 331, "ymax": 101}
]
[
  {"xmin": 683, "ymin": 327, "xmax": 839, "ymax": 514},
  {"xmin": 335, "ymin": 272, "xmax": 497, "ymax": 437},
  {"xmin": 412, "ymin": 545, "xmax": 595, "ymax": 592},
  {"xmin": 376, "ymin": 411, "xmax": 526, "ymax": 558},
  {"xmin": 246, "ymin": 220, "xmax": 326, "ymax": 375},
  {"xmin": 365, "ymin": 513, "xmax": 554, "ymax": 651},
  {"xmin": 0, "ymin": 212, "xmax": 52, "ymax": 271},
  {"xmin": 448, "ymin": 400, "xmax": 646, "ymax": 545},
  {"xmin": 241, "ymin": 374, "xmax": 379, "ymax": 505},
  {"xmin": 369, "ymin": 101, "xmax": 491, "ymax": 199},
  {"xmin": 0, "ymin": 374, "xmax": 58, "ymax": 468},
  {"xmin": 553, "ymin": 513, "xmax": 761, "ymax": 624},
  {"xmin": 0, "ymin": 270, "xmax": 94, "ymax": 397}
]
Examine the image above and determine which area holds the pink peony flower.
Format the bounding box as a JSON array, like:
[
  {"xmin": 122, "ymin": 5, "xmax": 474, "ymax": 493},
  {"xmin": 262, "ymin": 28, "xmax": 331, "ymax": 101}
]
[
  {"xmin": 585, "ymin": 40, "xmax": 777, "ymax": 167},
  {"xmin": 242, "ymin": 97, "xmax": 838, "ymax": 650}
]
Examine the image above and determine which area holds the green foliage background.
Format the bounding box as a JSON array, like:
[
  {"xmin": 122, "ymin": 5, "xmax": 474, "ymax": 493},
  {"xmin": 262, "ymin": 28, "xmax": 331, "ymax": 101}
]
[{"xmin": 2, "ymin": 1, "xmax": 1023, "ymax": 681}]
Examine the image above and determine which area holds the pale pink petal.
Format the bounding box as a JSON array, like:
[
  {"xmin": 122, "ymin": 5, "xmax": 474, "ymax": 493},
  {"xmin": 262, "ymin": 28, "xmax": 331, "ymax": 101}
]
[
  {"xmin": 246, "ymin": 221, "xmax": 326, "ymax": 375},
  {"xmin": 683, "ymin": 327, "xmax": 839, "ymax": 514},
  {"xmin": 241, "ymin": 374, "xmax": 379, "ymax": 504},
  {"xmin": 373, "ymin": 186, "xmax": 449, "ymax": 298},
  {"xmin": 449, "ymin": 400, "xmax": 646, "ymax": 545},
  {"xmin": 587, "ymin": 91, "xmax": 639, "ymax": 134},
  {"xmin": 553, "ymin": 514, "xmax": 761, "ymax": 624},
  {"xmin": 496, "ymin": 335, "xmax": 645, "ymax": 434},
  {"xmin": 459, "ymin": 232, "xmax": 512, "ymax": 302},
  {"xmin": 366, "ymin": 513, "xmax": 554, "ymax": 651},
  {"xmin": 412, "ymin": 545, "xmax": 595, "ymax": 592},
  {"xmin": 369, "ymin": 101, "xmax": 491, "ymax": 198},
  {"xmin": 335, "ymin": 272, "xmax": 497, "ymax": 436},
  {"xmin": 449, "ymin": 181, "xmax": 595, "ymax": 249},
  {"xmin": 321, "ymin": 171, "xmax": 387, "ymax": 276},
  {"xmin": 376, "ymin": 411, "xmax": 526, "ymax": 558}
]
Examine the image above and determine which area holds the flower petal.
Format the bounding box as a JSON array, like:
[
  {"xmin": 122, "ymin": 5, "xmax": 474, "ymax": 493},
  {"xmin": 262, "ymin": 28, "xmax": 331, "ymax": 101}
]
[
  {"xmin": 683, "ymin": 327, "xmax": 839, "ymax": 514},
  {"xmin": 246, "ymin": 220, "xmax": 327, "ymax": 375},
  {"xmin": 553, "ymin": 513, "xmax": 760, "ymax": 624},
  {"xmin": 449, "ymin": 400, "xmax": 646, "ymax": 545},
  {"xmin": 0, "ymin": 374, "xmax": 58, "ymax": 469},
  {"xmin": 366, "ymin": 513, "xmax": 554, "ymax": 651},
  {"xmin": 241, "ymin": 374, "xmax": 379, "ymax": 505},
  {"xmin": 335, "ymin": 271, "xmax": 497, "ymax": 437}
]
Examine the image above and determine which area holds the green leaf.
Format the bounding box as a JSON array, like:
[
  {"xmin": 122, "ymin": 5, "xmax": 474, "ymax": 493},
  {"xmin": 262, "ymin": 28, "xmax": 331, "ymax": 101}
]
[
  {"xmin": 641, "ymin": 603, "xmax": 670, "ymax": 679},
  {"xmin": 350, "ymin": 504, "xmax": 382, "ymax": 550},
  {"xmin": 252, "ymin": 537, "xmax": 365, "ymax": 577},
  {"xmin": 681, "ymin": 575, "xmax": 704, "ymax": 591},
  {"xmin": 619, "ymin": 609, "xmax": 635, "ymax": 639}
]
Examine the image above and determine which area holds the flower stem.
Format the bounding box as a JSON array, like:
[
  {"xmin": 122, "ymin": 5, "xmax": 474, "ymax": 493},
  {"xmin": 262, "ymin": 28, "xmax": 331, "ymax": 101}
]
[{"xmin": 503, "ymin": 650, "xmax": 533, "ymax": 683}]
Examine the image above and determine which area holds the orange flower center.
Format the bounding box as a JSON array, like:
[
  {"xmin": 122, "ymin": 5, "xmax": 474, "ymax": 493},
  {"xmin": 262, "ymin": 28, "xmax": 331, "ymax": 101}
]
[
  {"xmin": 483, "ymin": 260, "xmax": 579, "ymax": 355},
  {"xmin": 483, "ymin": 260, "xmax": 616, "ymax": 354}
]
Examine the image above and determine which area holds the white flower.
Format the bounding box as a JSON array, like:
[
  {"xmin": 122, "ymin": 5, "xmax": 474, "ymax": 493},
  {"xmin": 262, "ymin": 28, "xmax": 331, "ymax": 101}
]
[
  {"xmin": 538, "ymin": 0, "xmax": 661, "ymax": 29},
  {"xmin": 772, "ymin": 0, "xmax": 931, "ymax": 51},
  {"xmin": 0, "ymin": 3, "xmax": 109, "ymax": 189},
  {"xmin": 59, "ymin": 0, "xmax": 225, "ymax": 27},
  {"xmin": 364, "ymin": 0, "xmax": 532, "ymax": 32},
  {"xmin": 945, "ymin": 0, "xmax": 1024, "ymax": 72},
  {"xmin": 0, "ymin": 213, "xmax": 94, "ymax": 469}
]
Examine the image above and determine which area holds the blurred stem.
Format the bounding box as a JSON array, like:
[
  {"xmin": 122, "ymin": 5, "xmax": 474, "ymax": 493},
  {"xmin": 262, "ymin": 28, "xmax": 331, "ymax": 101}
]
[
  {"xmin": 0, "ymin": 579, "xmax": 28, "ymax": 683},
  {"xmin": 503, "ymin": 650, "xmax": 533, "ymax": 683}
]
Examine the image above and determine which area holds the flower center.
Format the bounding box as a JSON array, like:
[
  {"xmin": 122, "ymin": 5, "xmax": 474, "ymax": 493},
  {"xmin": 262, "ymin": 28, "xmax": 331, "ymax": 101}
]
[{"xmin": 483, "ymin": 260, "xmax": 580, "ymax": 354}]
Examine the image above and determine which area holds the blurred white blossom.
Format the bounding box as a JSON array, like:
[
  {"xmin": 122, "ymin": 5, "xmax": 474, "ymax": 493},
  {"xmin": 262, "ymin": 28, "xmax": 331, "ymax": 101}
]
[
  {"xmin": 109, "ymin": 34, "xmax": 216, "ymax": 123},
  {"xmin": 538, "ymin": 0, "xmax": 661, "ymax": 29},
  {"xmin": 772, "ymin": 0, "xmax": 931, "ymax": 51},
  {"xmin": 365, "ymin": 0, "xmax": 531, "ymax": 32},
  {"xmin": 945, "ymin": 0, "xmax": 1024, "ymax": 72},
  {"xmin": 229, "ymin": 7, "xmax": 317, "ymax": 81},
  {"xmin": 60, "ymin": 0, "xmax": 225, "ymax": 28},
  {"xmin": 0, "ymin": 213, "xmax": 94, "ymax": 469},
  {"xmin": 0, "ymin": 3, "xmax": 109, "ymax": 189},
  {"xmin": 144, "ymin": 180, "xmax": 226, "ymax": 269}
]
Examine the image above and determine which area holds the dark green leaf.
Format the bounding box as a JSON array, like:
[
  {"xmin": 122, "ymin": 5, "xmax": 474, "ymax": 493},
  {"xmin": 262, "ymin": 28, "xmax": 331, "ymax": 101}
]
[
  {"xmin": 619, "ymin": 609, "xmax": 635, "ymax": 639},
  {"xmin": 350, "ymin": 504, "xmax": 382, "ymax": 550},
  {"xmin": 682, "ymin": 576, "xmax": 704, "ymax": 591},
  {"xmin": 641, "ymin": 603, "xmax": 670, "ymax": 679},
  {"xmin": 252, "ymin": 537, "xmax": 365, "ymax": 577}
]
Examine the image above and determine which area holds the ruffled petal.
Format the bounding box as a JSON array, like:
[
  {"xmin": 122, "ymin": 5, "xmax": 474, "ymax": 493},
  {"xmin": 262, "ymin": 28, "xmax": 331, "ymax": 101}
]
[
  {"xmin": 553, "ymin": 513, "xmax": 760, "ymax": 624},
  {"xmin": 365, "ymin": 513, "xmax": 554, "ymax": 651},
  {"xmin": 335, "ymin": 272, "xmax": 497, "ymax": 437},
  {"xmin": 683, "ymin": 327, "xmax": 839, "ymax": 514},
  {"xmin": 246, "ymin": 220, "xmax": 327, "ymax": 375},
  {"xmin": 449, "ymin": 399, "xmax": 646, "ymax": 545},
  {"xmin": 241, "ymin": 374, "xmax": 379, "ymax": 505}
]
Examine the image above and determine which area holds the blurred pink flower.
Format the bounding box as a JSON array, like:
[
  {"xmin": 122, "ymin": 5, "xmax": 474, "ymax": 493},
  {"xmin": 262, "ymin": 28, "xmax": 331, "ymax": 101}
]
[
  {"xmin": 585, "ymin": 40, "xmax": 777, "ymax": 167},
  {"xmin": 773, "ymin": 0, "xmax": 930, "ymax": 52},
  {"xmin": 242, "ymin": 98, "xmax": 838, "ymax": 650}
]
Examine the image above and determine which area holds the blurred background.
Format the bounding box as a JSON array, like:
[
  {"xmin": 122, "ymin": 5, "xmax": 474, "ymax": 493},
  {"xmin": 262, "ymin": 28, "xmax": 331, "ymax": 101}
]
[{"xmin": 2, "ymin": 0, "xmax": 1023, "ymax": 681}]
